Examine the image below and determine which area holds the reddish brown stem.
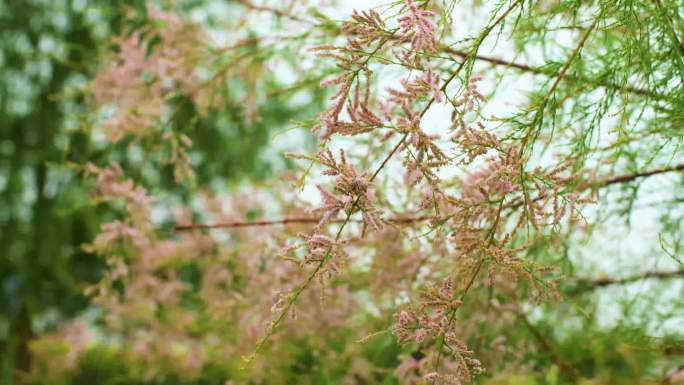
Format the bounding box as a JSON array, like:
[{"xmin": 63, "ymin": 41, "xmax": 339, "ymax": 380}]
[
  {"xmin": 570, "ymin": 269, "xmax": 684, "ymax": 294},
  {"xmin": 598, "ymin": 163, "xmax": 684, "ymax": 186},
  {"xmin": 442, "ymin": 48, "xmax": 659, "ymax": 98},
  {"xmin": 174, "ymin": 215, "xmax": 429, "ymax": 231}
]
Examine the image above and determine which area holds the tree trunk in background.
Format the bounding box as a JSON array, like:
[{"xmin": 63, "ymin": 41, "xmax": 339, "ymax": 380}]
[{"xmin": 11, "ymin": 308, "xmax": 31, "ymax": 384}]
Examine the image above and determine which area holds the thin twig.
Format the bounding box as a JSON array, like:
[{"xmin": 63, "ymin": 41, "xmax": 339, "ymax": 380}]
[
  {"xmin": 519, "ymin": 13, "xmax": 602, "ymax": 154},
  {"xmin": 441, "ymin": 48, "xmax": 659, "ymax": 98},
  {"xmin": 236, "ymin": 0, "xmax": 310, "ymax": 24}
]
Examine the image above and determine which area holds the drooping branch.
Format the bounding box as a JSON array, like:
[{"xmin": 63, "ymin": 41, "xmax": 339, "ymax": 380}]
[
  {"xmin": 174, "ymin": 163, "xmax": 684, "ymax": 231},
  {"xmin": 596, "ymin": 163, "xmax": 684, "ymax": 187},
  {"xmin": 567, "ymin": 269, "xmax": 684, "ymax": 294}
]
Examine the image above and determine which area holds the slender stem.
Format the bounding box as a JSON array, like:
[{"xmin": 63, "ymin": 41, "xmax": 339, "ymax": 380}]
[
  {"xmin": 243, "ymin": 206, "xmax": 355, "ymax": 366},
  {"xmin": 544, "ymin": 16, "xmax": 601, "ymax": 102},
  {"xmin": 652, "ymin": 0, "xmax": 684, "ymax": 77},
  {"xmin": 430, "ymin": 257, "xmax": 485, "ymax": 383},
  {"xmin": 520, "ymin": 13, "xmax": 602, "ymax": 152},
  {"xmin": 430, "ymin": 198, "xmax": 504, "ymax": 382}
]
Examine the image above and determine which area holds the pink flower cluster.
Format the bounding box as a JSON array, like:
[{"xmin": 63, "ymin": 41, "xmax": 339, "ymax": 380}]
[{"xmin": 398, "ymin": 0, "xmax": 437, "ymax": 52}]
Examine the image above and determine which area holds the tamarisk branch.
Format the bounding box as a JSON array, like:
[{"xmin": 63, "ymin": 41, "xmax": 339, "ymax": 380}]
[{"xmin": 174, "ymin": 163, "xmax": 684, "ymax": 231}]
